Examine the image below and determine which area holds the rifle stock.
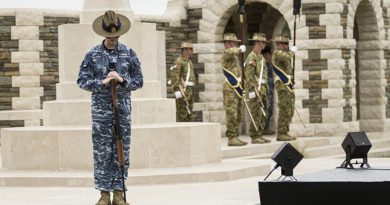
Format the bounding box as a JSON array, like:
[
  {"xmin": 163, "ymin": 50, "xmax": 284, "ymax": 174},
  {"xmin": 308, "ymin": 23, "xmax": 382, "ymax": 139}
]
[{"xmin": 110, "ymin": 78, "xmax": 127, "ymax": 202}]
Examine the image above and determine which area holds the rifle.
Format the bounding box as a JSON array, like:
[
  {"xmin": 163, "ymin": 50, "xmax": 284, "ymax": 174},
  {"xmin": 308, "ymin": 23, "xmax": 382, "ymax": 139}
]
[
  {"xmin": 292, "ymin": 0, "xmax": 301, "ymax": 86},
  {"xmin": 251, "ymin": 81, "xmax": 267, "ymax": 118},
  {"xmin": 238, "ymin": 0, "xmax": 260, "ymax": 132},
  {"xmin": 179, "ymin": 78, "xmax": 191, "ymax": 115},
  {"xmin": 292, "ymin": 0, "xmax": 307, "ymax": 128},
  {"xmin": 110, "ymin": 78, "xmax": 127, "ymax": 203}
]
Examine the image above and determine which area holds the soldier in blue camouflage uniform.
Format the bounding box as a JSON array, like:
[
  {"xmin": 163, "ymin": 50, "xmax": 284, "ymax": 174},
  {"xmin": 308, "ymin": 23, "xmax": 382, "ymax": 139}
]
[
  {"xmin": 77, "ymin": 11, "xmax": 143, "ymax": 205},
  {"xmin": 271, "ymin": 34, "xmax": 297, "ymax": 141}
]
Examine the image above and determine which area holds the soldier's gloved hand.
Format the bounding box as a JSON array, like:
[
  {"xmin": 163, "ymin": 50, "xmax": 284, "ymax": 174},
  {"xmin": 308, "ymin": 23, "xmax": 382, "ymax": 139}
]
[
  {"xmin": 291, "ymin": 46, "xmax": 298, "ymax": 53},
  {"xmin": 248, "ymin": 92, "xmax": 256, "ymax": 99},
  {"xmin": 239, "ymin": 45, "xmax": 246, "ymax": 53},
  {"xmin": 175, "ymin": 91, "xmax": 183, "ymax": 99}
]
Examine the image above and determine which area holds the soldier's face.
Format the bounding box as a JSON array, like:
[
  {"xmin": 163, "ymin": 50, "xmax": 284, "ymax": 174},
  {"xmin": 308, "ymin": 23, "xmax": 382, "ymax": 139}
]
[
  {"xmin": 224, "ymin": 41, "xmax": 237, "ymax": 49},
  {"xmin": 254, "ymin": 41, "xmax": 266, "ymax": 52},
  {"xmin": 182, "ymin": 48, "xmax": 193, "ymax": 58},
  {"xmin": 105, "ymin": 36, "xmax": 119, "ymax": 47},
  {"xmin": 276, "ymin": 42, "xmax": 288, "ymax": 51}
]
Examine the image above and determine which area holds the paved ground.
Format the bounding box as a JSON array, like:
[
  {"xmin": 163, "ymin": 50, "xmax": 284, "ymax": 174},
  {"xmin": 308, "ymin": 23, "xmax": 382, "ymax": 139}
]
[{"xmin": 1, "ymin": 158, "xmax": 389, "ymax": 205}]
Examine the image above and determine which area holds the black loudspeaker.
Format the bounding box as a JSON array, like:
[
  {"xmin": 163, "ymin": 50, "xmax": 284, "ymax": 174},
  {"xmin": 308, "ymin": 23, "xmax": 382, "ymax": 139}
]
[
  {"xmin": 271, "ymin": 143, "xmax": 303, "ymax": 177},
  {"xmin": 340, "ymin": 131, "xmax": 372, "ymax": 168}
]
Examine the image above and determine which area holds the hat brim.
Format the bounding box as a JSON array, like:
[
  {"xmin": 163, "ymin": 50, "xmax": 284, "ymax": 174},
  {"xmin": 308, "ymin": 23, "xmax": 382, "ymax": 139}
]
[
  {"xmin": 249, "ymin": 39, "xmax": 269, "ymax": 42},
  {"xmin": 181, "ymin": 46, "xmax": 194, "ymax": 49},
  {"xmin": 92, "ymin": 13, "xmax": 131, "ymax": 37},
  {"xmin": 271, "ymin": 39, "xmax": 289, "ymax": 43},
  {"xmin": 220, "ymin": 39, "xmax": 242, "ymax": 43}
]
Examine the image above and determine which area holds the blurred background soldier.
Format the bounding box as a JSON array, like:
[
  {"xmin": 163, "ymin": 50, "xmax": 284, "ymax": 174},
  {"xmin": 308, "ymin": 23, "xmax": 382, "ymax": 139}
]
[
  {"xmin": 271, "ymin": 34, "xmax": 297, "ymax": 141},
  {"xmin": 168, "ymin": 42, "xmax": 195, "ymax": 122},
  {"xmin": 221, "ymin": 33, "xmax": 247, "ymax": 146},
  {"xmin": 245, "ymin": 33, "xmax": 271, "ymax": 144},
  {"xmin": 262, "ymin": 45, "xmax": 276, "ymax": 135}
]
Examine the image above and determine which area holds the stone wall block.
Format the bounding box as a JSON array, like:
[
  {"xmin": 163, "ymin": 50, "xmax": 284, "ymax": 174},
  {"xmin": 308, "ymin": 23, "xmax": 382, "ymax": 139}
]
[
  {"xmin": 19, "ymin": 63, "xmax": 44, "ymax": 76},
  {"xmin": 15, "ymin": 9, "xmax": 44, "ymax": 26},
  {"xmin": 319, "ymin": 14, "xmax": 340, "ymax": 26},
  {"xmin": 19, "ymin": 87, "xmax": 44, "ymax": 97},
  {"xmin": 19, "ymin": 40, "xmax": 44, "ymax": 51},
  {"xmin": 11, "ymin": 52, "xmax": 40, "ymax": 63},
  {"xmin": 322, "ymin": 108, "xmax": 343, "ymax": 123},
  {"xmin": 321, "ymin": 49, "xmax": 342, "ymax": 59},
  {"xmin": 11, "ymin": 26, "xmax": 39, "ymax": 40},
  {"xmin": 12, "ymin": 97, "xmax": 41, "ymax": 110},
  {"xmin": 326, "ymin": 26, "xmax": 344, "ymax": 39},
  {"xmin": 326, "ymin": 3, "xmax": 344, "ymax": 14},
  {"xmin": 12, "ymin": 76, "xmax": 40, "ymax": 87}
]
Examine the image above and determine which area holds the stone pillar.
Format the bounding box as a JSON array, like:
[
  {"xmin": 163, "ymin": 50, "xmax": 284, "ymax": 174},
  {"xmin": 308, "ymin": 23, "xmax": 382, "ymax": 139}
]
[{"xmin": 10, "ymin": 10, "xmax": 45, "ymax": 126}]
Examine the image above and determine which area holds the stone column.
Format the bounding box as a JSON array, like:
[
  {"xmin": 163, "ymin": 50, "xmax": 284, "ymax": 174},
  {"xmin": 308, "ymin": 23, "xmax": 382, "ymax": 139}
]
[{"xmin": 10, "ymin": 9, "xmax": 44, "ymax": 126}]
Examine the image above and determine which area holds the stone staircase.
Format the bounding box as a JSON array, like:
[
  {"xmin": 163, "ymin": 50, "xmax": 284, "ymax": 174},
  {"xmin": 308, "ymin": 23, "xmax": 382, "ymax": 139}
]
[{"xmin": 222, "ymin": 132, "xmax": 390, "ymax": 161}]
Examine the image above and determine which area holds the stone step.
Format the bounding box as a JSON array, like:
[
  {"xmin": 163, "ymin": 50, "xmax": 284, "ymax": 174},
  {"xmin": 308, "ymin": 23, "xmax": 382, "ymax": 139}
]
[
  {"xmin": 43, "ymin": 98, "xmax": 176, "ymax": 126},
  {"xmin": 193, "ymin": 102, "xmax": 224, "ymax": 112},
  {"xmin": 202, "ymin": 110, "xmax": 225, "ymax": 124},
  {"xmin": 1, "ymin": 123, "xmax": 221, "ymax": 171},
  {"xmin": 199, "ymin": 91, "xmax": 223, "ymax": 102},
  {"xmin": 221, "ymin": 137, "xmax": 340, "ymax": 159},
  {"xmin": 304, "ymin": 138, "xmax": 390, "ymax": 158},
  {"xmin": 0, "ymin": 159, "xmax": 270, "ymax": 187},
  {"xmin": 198, "ymin": 74, "xmax": 224, "ymax": 84},
  {"xmin": 204, "ymin": 83, "xmax": 223, "ymax": 92},
  {"xmin": 56, "ymin": 81, "xmax": 163, "ymax": 100}
]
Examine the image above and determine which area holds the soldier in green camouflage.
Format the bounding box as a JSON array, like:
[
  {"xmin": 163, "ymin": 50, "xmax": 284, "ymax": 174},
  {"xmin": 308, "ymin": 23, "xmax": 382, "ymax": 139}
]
[
  {"xmin": 245, "ymin": 33, "xmax": 271, "ymax": 144},
  {"xmin": 221, "ymin": 33, "xmax": 247, "ymax": 146},
  {"xmin": 168, "ymin": 42, "xmax": 195, "ymax": 122},
  {"xmin": 271, "ymin": 34, "xmax": 297, "ymax": 141}
]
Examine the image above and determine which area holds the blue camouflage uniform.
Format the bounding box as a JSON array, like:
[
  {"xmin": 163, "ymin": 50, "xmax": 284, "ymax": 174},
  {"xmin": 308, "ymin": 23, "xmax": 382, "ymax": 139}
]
[{"xmin": 77, "ymin": 42, "xmax": 143, "ymax": 191}]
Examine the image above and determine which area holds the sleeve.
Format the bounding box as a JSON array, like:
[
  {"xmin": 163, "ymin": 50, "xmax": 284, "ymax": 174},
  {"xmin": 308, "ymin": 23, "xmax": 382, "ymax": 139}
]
[
  {"xmin": 222, "ymin": 47, "xmax": 241, "ymax": 62},
  {"xmin": 170, "ymin": 58, "xmax": 182, "ymax": 92},
  {"xmin": 244, "ymin": 57, "xmax": 256, "ymax": 92},
  {"xmin": 121, "ymin": 49, "xmax": 144, "ymax": 91},
  {"xmin": 76, "ymin": 51, "xmax": 105, "ymax": 92}
]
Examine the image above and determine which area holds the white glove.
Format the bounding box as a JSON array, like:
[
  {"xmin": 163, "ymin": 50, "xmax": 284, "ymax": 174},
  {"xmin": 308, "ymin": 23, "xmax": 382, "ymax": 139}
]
[
  {"xmin": 167, "ymin": 80, "xmax": 172, "ymax": 85},
  {"xmin": 175, "ymin": 91, "xmax": 182, "ymax": 99},
  {"xmin": 239, "ymin": 45, "xmax": 246, "ymax": 53},
  {"xmin": 291, "ymin": 46, "xmax": 298, "ymax": 53},
  {"xmin": 248, "ymin": 92, "xmax": 256, "ymax": 99}
]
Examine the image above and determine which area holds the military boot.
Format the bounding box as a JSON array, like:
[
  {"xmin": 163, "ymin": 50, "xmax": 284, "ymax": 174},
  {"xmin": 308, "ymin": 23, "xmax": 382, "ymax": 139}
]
[
  {"xmin": 251, "ymin": 137, "xmax": 271, "ymax": 144},
  {"xmin": 263, "ymin": 129, "xmax": 275, "ymax": 135},
  {"xmin": 276, "ymin": 133, "xmax": 296, "ymax": 141},
  {"xmin": 112, "ymin": 190, "xmax": 129, "ymax": 205},
  {"xmin": 228, "ymin": 137, "xmax": 248, "ymax": 146},
  {"xmin": 96, "ymin": 191, "xmax": 111, "ymax": 205}
]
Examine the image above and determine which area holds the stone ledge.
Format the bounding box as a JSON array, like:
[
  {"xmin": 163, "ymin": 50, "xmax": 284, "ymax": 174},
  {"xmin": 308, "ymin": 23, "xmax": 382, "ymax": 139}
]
[
  {"xmin": 12, "ymin": 97, "xmax": 41, "ymax": 110},
  {"xmin": 0, "ymin": 110, "xmax": 43, "ymax": 121},
  {"xmin": 297, "ymin": 39, "xmax": 356, "ymax": 49}
]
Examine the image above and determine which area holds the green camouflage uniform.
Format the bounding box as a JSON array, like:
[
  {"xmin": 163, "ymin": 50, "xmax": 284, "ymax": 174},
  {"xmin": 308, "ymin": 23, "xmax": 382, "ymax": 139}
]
[
  {"xmin": 245, "ymin": 51, "xmax": 268, "ymax": 139},
  {"xmin": 272, "ymin": 49, "xmax": 295, "ymax": 134},
  {"xmin": 222, "ymin": 47, "xmax": 242, "ymax": 139},
  {"xmin": 170, "ymin": 56, "xmax": 195, "ymax": 122}
]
